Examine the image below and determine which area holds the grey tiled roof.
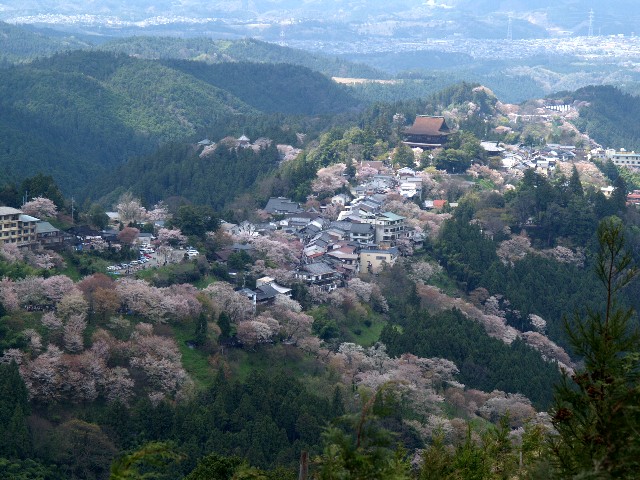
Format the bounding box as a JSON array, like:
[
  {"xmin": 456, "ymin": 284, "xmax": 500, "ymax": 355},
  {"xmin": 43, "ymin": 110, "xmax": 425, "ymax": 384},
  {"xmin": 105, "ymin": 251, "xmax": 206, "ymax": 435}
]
[{"xmin": 300, "ymin": 262, "xmax": 336, "ymax": 275}]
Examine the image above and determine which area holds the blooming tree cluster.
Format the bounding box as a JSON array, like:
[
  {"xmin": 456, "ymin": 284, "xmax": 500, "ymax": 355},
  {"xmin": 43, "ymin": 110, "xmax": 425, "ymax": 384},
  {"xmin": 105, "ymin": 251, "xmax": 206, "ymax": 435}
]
[
  {"xmin": 0, "ymin": 243, "xmax": 24, "ymax": 263},
  {"xmin": 156, "ymin": 228, "xmax": 187, "ymax": 247},
  {"xmin": 117, "ymin": 227, "xmax": 140, "ymax": 245},
  {"xmin": 13, "ymin": 322, "xmax": 189, "ymax": 405},
  {"xmin": 22, "ymin": 196, "xmax": 58, "ymax": 218},
  {"xmin": 236, "ymin": 314, "xmax": 280, "ymax": 348},
  {"xmin": 241, "ymin": 233, "xmax": 302, "ymax": 269},
  {"xmin": 146, "ymin": 201, "xmax": 170, "ymax": 222},
  {"xmin": 416, "ymin": 283, "xmax": 574, "ymax": 370},
  {"xmin": 312, "ymin": 163, "xmax": 349, "ymax": 193},
  {"xmin": 116, "ymin": 192, "xmax": 147, "ymax": 225},
  {"xmin": 116, "ymin": 279, "xmax": 201, "ymax": 323},
  {"xmin": 202, "ymin": 282, "xmax": 253, "ymax": 323}
]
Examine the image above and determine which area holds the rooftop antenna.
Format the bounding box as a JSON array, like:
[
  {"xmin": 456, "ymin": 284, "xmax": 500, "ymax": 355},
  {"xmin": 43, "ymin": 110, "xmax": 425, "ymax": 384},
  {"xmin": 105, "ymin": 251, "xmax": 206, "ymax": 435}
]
[
  {"xmin": 588, "ymin": 9, "xmax": 594, "ymax": 37},
  {"xmin": 507, "ymin": 14, "xmax": 513, "ymax": 41}
]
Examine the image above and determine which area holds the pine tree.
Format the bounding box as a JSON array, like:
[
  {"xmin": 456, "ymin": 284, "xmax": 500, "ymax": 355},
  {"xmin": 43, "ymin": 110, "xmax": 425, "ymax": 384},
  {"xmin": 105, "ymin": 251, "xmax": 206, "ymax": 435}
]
[
  {"xmin": 550, "ymin": 216, "xmax": 640, "ymax": 479},
  {"xmin": 569, "ymin": 165, "xmax": 584, "ymax": 197}
]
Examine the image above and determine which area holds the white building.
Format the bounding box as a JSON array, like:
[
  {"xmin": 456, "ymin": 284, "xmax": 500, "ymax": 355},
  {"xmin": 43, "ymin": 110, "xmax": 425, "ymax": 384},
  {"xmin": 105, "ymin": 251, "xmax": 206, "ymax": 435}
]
[{"xmin": 604, "ymin": 148, "xmax": 640, "ymax": 167}]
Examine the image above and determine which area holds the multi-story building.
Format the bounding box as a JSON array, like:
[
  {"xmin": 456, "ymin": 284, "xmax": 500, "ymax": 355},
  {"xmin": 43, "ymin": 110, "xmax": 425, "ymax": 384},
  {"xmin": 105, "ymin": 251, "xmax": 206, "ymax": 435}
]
[
  {"xmin": 604, "ymin": 148, "xmax": 640, "ymax": 167},
  {"xmin": 359, "ymin": 211, "xmax": 407, "ymax": 245},
  {"xmin": 0, "ymin": 207, "xmax": 38, "ymax": 247}
]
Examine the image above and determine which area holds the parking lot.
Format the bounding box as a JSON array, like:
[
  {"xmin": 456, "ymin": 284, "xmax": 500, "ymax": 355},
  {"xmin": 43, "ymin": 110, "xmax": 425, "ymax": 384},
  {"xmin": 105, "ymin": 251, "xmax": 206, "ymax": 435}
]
[{"xmin": 106, "ymin": 246, "xmax": 199, "ymax": 275}]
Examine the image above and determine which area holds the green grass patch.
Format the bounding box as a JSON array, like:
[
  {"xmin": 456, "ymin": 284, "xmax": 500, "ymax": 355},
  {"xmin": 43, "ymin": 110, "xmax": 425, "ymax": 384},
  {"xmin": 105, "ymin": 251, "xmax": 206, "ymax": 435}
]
[
  {"xmin": 429, "ymin": 272, "xmax": 460, "ymax": 296},
  {"xmin": 348, "ymin": 315, "xmax": 386, "ymax": 347},
  {"xmin": 228, "ymin": 343, "xmax": 327, "ymax": 383},
  {"xmin": 192, "ymin": 275, "xmax": 216, "ymax": 289},
  {"xmin": 172, "ymin": 322, "xmax": 216, "ymax": 389},
  {"xmin": 477, "ymin": 178, "xmax": 496, "ymax": 190}
]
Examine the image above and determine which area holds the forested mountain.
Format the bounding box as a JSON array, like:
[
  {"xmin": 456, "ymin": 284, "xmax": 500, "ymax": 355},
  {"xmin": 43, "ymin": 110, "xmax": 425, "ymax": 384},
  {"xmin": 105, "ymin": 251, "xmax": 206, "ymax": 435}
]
[
  {"xmin": 100, "ymin": 142, "xmax": 282, "ymax": 211},
  {"xmin": 0, "ymin": 49, "xmax": 360, "ymax": 196},
  {"xmin": 164, "ymin": 60, "xmax": 359, "ymax": 115},
  {"xmin": 98, "ymin": 37, "xmax": 385, "ymax": 79},
  {"xmin": 567, "ymin": 85, "xmax": 640, "ymax": 151},
  {"xmin": 0, "ymin": 21, "xmax": 92, "ymax": 65}
]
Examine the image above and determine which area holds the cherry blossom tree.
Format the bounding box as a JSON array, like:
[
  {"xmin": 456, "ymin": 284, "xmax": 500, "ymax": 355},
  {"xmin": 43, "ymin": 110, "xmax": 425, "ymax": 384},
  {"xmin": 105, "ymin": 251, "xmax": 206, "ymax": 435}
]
[
  {"xmin": 408, "ymin": 261, "xmax": 442, "ymax": 284},
  {"xmin": 236, "ymin": 316, "xmax": 279, "ymax": 348},
  {"xmin": 20, "ymin": 344, "xmax": 64, "ymax": 402},
  {"xmin": 0, "ymin": 243, "xmax": 23, "ymax": 263},
  {"xmin": 23, "ymin": 328, "xmax": 43, "ymax": 354},
  {"xmin": 243, "ymin": 233, "xmax": 302, "ymax": 269},
  {"xmin": 13, "ymin": 276, "xmax": 47, "ymax": 306},
  {"xmin": 272, "ymin": 294, "xmax": 302, "ymax": 313},
  {"xmin": 103, "ymin": 367, "xmax": 135, "ymax": 405},
  {"xmin": 128, "ymin": 324, "xmax": 189, "ymax": 398},
  {"xmin": 40, "ymin": 312, "xmax": 62, "ymax": 330},
  {"xmin": 42, "ymin": 275, "xmax": 76, "ymax": 304},
  {"xmin": 116, "ymin": 192, "xmax": 147, "ymax": 225},
  {"xmin": 22, "ymin": 196, "xmax": 57, "ymax": 218},
  {"xmin": 146, "ymin": 201, "xmax": 170, "ymax": 222},
  {"xmin": 24, "ymin": 250, "xmax": 66, "ymax": 270},
  {"xmin": 57, "ymin": 291, "xmax": 89, "ymax": 321},
  {"xmin": 497, "ymin": 235, "xmax": 532, "ymax": 265},
  {"xmin": 202, "ymin": 282, "xmax": 253, "ymax": 323},
  {"xmin": 355, "ymin": 166, "xmax": 379, "ymax": 181},
  {"xmin": 63, "ymin": 314, "xmax": 87, "ymax": 353},
  {"xmin": 312, "ymin": 163, "xmax": 348, "ymax": 193},
  {"xmin": 0, "ymin": 279, "xmax": 19, "ymax": 312},
  {"xmin": 277, "ymin": 310, "xmax": 313, "ymax": 345},
  {"xmin": 157, "ymin": 228, "xmax": 186, "ymax": 247},
  {"xmin": 116, "ymin": 279, "xmax": 162, "ymax": 319},
  {"xmin": 0, "ymin": 348, "xmax": 24, "ymax": 365}
]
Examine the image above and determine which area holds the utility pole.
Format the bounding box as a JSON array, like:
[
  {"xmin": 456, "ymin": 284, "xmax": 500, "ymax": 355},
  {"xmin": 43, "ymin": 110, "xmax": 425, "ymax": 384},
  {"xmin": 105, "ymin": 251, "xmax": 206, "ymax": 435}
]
[{"xmin": 298, "ymin": 451, "xmax": 309, "ymax": 480}]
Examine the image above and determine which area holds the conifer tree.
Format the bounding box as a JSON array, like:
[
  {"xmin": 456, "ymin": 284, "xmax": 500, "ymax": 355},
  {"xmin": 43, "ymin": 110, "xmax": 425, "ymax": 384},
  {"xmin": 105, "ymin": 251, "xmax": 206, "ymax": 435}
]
[{"xmin": 550, "ymin": 216, "xmax": 640, "ymax": 478}]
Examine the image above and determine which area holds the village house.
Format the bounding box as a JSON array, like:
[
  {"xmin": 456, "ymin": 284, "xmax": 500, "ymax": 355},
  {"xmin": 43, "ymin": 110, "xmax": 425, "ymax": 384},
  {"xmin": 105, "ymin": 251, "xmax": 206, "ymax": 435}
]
[
  {"xmin": 238, "ymin": 277, "xmax": 292, "ymax": 310},
  {"xmin": 35, "ymin": 221, "xmax": 66, "ymax": 247},
  {"xmin": 264, "ymin": 197, "xmax": 303, "ymax": 215},
  {"xmin": 359, "ymin": 247, "xmax": 399, "ymax": 274},
  {"xmin": 295, "ymin": 262, "xmax": 342, "ymax": 292}
]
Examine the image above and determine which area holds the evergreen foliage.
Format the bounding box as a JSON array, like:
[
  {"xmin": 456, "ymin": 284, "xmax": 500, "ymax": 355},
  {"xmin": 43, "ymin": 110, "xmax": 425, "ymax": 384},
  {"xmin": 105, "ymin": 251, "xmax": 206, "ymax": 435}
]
[
  {"xmin": 381, "ymin": 309, "xmax": 562, "ymax": 408},
  {"xmin": 550, "ymin": 216, "xmax": 640, "ymax": 479}
]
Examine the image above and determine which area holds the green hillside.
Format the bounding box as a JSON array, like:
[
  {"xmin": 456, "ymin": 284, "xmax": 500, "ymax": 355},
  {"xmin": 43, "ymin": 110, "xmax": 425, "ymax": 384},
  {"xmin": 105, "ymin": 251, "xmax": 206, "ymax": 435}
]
[
  {"xmin": 98, "ymin": 36, "xmax": 385, "ymax": 79},
  {"xmin": 0, "ymin": 21, "xmax": 92, "ymax": 65},
  {"xmin": 165, "ymin": 60, "xmax": 359, "ymax": 115},
  {"xmin": 567, "ymin": 85, "xmax": 640, "ymax": 151},
  {"xmin": 0, "ymin": 50, "xmax": 360, "ymax": 197}
]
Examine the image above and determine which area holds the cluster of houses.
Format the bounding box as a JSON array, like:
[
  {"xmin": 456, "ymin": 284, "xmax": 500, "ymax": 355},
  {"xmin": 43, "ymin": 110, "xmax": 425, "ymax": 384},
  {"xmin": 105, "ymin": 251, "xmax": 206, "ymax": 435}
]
[
  {"xmin": 497, "ymin": 143, "xmax": 581, "ymax": 175},
  {"xmin": 217, "ymin": 166, "xmax": 430, "ymax": 302}
]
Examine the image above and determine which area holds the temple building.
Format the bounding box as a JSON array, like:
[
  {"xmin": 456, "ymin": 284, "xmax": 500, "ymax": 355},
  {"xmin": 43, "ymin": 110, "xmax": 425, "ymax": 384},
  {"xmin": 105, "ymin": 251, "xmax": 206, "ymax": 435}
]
[{"xmin": 402, "ymin": 115, "xmax": 453, "ymax": 149}]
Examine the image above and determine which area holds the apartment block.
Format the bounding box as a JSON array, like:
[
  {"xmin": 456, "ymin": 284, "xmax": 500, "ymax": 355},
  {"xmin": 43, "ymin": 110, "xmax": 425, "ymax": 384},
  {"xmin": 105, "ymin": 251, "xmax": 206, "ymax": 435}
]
[{"xmin": 0, "ymin": 207, "xmax": 38, "ymax": 247}]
